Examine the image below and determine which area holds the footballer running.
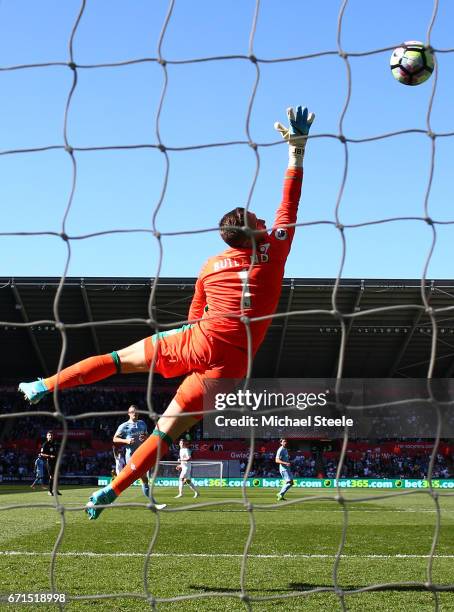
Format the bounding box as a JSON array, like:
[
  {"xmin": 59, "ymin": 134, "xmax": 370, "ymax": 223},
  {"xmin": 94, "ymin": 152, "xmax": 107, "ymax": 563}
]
[
  {"xmin": 275, "ymin": 438, "xmax": 294, "ymax": 501},
  {"xmin": 175, "ymin": 439, "xmax": 200, "ymax": 499},
  {"xmin": 113, "ymin": 405, "xmax": 167, "ymax": 510}
]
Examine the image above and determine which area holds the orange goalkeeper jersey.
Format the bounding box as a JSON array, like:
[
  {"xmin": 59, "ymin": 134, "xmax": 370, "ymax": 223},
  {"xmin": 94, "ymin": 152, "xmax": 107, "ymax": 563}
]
[{"xmin": 188, "ymin": 167, "xmax": 303, "ymax": 353}]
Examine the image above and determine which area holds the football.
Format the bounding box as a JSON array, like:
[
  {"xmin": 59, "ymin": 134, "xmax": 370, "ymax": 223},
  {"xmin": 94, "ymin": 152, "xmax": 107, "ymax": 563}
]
[{"xmin": 390, "ymin": 41, "xmax": 434, "ymax": 86}]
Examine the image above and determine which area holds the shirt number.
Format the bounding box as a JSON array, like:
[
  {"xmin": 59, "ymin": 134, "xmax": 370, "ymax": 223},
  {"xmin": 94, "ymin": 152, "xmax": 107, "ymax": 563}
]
[{"xmin": 237, "ymin": 271, "xmax": 252, "ymax": 309}]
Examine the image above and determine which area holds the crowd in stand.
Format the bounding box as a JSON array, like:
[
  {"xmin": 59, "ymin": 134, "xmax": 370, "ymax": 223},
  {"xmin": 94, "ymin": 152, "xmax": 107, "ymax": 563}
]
[
  {"xmin": 2, "ymin": 445, "xmax": 450, "ymax": 482},
  {"xmin": 0, "ymin": 387, "xmax": 174, "ymax": 481},
  {"xmin": 241, "ymin": 450, "xmax": 452, "ymax": 479},
  {"xmin": 1, "ymin": 387, "xmax": 452, "ymax": 482},
  {"xmin": 0, "ymin": 448, "xmax": 116, "ymax": 481},
  {"xmin": 0, "ymin": 449, "xmax": 31, "ymax": 480},
  {"xmin": 1, "ymin": 387, "xmax": 174, "ymax": 442},
  {"xmin": 324, "ymin": 451, "xmax": 451, "ymax": 479}
]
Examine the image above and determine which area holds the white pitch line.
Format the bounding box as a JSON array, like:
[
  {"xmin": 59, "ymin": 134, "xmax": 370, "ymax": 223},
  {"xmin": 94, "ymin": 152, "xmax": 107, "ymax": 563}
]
[
  {"xmin": 1, "ymin": 551, "xmax": 454, "ymax": 560},
  {"xmin": 346, "ymin": 510, "xmax": 417, "ymax": 513}
]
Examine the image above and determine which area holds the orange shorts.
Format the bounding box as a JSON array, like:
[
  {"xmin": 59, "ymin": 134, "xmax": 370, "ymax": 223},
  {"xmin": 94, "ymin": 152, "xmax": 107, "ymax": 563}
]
[{"xmin": 144, "ymin": 323, "xmax": 248, "ymax": 415}]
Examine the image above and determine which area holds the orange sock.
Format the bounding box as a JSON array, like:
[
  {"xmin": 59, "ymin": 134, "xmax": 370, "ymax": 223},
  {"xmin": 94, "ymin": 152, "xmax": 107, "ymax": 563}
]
[
  {"xmin": 111, "ymin": 431, "xmax": 171, "ymax": 496},
  {"xmin": 44, "ymin": 353, "xmax": 119, "ymax": 392}
]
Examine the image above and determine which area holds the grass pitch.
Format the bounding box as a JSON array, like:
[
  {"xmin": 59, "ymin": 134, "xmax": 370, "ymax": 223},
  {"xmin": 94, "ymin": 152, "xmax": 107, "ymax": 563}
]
[{"xmin": 0, "ymin": 485, "xmax": 453, "ymax": 611}]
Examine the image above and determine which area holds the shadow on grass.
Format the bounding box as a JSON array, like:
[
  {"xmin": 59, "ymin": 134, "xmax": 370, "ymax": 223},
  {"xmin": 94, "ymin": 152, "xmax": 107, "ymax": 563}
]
[
  {"xmin": 191, "ymin": 583, "xmax": 444, "ymax": 593},
  {"xmin": 0, "ymin": 485, "xmax": 87, "ymax": 497},
  {"xmin": 0, "ymin": 486, "xmax": 44, "ymax": 497}
]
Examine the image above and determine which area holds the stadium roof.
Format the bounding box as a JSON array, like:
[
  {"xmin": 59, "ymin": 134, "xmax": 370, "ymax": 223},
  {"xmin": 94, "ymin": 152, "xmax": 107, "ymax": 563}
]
[{"xmin": 1, "ymin": 277, "xmax": 454, "ymax": 383}]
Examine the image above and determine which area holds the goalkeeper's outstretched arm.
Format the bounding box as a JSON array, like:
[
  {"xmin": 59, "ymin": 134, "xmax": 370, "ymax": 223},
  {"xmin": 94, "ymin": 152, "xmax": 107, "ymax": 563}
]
[{"xmin": 273, "ymin": 105, "xmax": 315, "ymax": 234}]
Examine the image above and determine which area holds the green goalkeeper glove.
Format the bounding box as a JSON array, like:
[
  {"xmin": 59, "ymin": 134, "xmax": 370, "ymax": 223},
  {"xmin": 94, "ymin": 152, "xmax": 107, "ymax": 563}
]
[{"xmin": 274, "ymin": 105, "xmax": 315, "ymax": 167}]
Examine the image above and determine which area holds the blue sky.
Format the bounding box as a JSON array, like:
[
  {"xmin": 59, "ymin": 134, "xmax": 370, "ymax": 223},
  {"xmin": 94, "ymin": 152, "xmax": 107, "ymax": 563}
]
[{"xmin": 0, "ymin": 0, "xmax": 453, "ymax": 279}]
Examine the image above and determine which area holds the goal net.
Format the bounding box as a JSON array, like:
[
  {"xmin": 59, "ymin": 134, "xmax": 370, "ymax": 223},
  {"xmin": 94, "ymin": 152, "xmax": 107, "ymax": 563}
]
[{"xmin": 1, "ymin": 0, "xmax": 454, "ymax": 610}]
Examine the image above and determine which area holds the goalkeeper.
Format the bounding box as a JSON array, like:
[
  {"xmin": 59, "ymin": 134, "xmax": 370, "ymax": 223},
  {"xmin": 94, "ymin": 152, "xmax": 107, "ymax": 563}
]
[{"xmin": 19, "ymin": 105, "xmax": 315, "ymax": 519}]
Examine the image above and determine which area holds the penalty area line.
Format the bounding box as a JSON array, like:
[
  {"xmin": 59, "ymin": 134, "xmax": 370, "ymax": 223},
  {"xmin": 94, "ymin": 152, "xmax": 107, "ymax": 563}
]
[{"xmin": 1, "ymin": 551, "xmax": 454, "ymax": 560}]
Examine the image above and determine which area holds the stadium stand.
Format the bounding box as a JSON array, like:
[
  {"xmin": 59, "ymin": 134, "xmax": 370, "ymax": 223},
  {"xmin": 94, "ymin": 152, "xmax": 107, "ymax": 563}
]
[
  {"xmin": 2, "ymin": 277, "xmax": 454, "ymax": 380},
  {"xmin": 1, "ymin": 277, "xmax": 453, "ymax": 484}
]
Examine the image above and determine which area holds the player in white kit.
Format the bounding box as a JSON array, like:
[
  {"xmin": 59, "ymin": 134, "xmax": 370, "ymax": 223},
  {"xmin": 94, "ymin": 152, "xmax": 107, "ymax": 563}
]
[
  {"xmin": 112, "ymin": 444, "xmax": 126, "ymax": 476},
  {"xmin": 175, "ymin": 439, "xmax": 200, "ymax": 499}
]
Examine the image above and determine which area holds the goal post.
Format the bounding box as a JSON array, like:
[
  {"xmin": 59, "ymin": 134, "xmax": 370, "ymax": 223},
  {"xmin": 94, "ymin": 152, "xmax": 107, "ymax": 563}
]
[{"xmin": 152, "ymin": 460, "xmax": 224, "ymax": 481}]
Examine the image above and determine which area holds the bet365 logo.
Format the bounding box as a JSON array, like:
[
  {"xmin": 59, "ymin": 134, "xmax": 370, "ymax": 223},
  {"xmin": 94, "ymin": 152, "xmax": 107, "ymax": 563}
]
[{"xmin": 323, "ymin": 479, "xmax": 331, "ymax": 487}]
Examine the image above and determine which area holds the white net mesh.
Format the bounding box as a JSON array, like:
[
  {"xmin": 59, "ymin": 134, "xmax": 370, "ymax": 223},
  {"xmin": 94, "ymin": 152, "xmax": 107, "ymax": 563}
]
[{"xmin": 1, "ymin": 0, "xmax": 454, "ymax": 609}]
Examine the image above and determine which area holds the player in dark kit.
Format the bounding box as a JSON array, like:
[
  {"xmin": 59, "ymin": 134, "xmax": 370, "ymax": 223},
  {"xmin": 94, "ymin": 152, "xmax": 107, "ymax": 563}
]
[{"xmin": 40, "ymin": 431, "xmax": 61, "ymax": 496}]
